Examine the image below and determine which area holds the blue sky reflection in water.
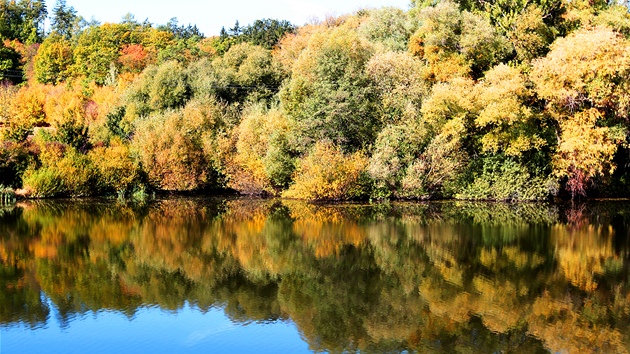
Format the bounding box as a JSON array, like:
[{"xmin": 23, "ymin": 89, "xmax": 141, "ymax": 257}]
[{"xmin": 2, "ymin": 301, "xmax": 309, "ymax": 353}]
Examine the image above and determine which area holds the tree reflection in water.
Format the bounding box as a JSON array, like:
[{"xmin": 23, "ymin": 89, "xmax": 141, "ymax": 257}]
[{"xmin": 1, "ymin": 199, "xmax": 629, "ymax": 353}]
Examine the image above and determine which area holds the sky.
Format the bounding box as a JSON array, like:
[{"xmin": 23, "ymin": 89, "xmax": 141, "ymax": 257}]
[{"xmin": 47, "ymin": 0, "xmax": 412, "ymax": 36}]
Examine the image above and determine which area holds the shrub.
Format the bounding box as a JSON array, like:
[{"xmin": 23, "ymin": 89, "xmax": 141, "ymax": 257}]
[
  {"xmin": 283, "ymin": 141, "xmax": 370, "ymax": 201},
  {"xmin": 52, "ymin": 147, "xmax": 98, "ymax": 197},
  {"xmin": 228, "ymin": 105, "xmax": 295, "ymax": 195},
  {"xmin": 88, "ymin": 140, "xmax": 140, "ymax": 196},
  {"xmin": 131, "ymin": 103, "xmax": 217, "ymax": 191},
  {"xmin": 23, "ymin": 144, "xmax": 98, "ymax": 197},
  {"xmin": 454, "ymin": 156, "xmax": 553, "ymax": 201},
  {"xmin": 22, "ymin": 167, "xmax": 65, "ymax": 198}
]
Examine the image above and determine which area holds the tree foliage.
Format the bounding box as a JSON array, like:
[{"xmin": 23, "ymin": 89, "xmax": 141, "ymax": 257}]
[
  {"xmin": 532, "ymin": 27, "xmax": 630, "ymax": 196},
  {"xmin": 34, "ymin": 34, "xmax": 73, "ymax": 84},
  {"xmin": 0, "ymin": 0, "xmax": 47, "ymax": 44},
  {"xmin": 50, "ymin": 0, "xmax": 78, "ymax": 40},
  {"xmin": 213, "ymin": 18, "xmax": 296, "ymax": 54},
  {"xmin": 281, "ymin": 25, "xmax": 379, "ymax": 152},
  {"xmin": 410, "ymin": 0, "xmax": 510, "ymax": 80}
]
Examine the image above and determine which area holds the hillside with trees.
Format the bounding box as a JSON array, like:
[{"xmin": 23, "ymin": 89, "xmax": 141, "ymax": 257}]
[{"xmin": 2, "ymin": 0, "xmax": 630, "ymax": 201}]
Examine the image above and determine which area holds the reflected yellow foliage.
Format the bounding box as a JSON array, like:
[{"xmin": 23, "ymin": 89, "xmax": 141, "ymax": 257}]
[
  {"xmin": 552, "ymin": 223, "xmax": 617, "ymax": 291},
  {"xmin": 472, "ymin": 277, "xmax": 523, "ymax": 333},
  {"xmin": 285, "ymin": 201, "xmax": 367, "ymax": 258},
  {"xmin": 528, "ymin": 292, "xmax": 628, "ymax": 354}
]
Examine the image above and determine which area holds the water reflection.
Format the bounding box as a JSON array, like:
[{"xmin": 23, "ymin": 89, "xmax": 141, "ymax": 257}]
[{"xmin": 1, "ymin": 198, "xmax": 629, "ymax": 353}]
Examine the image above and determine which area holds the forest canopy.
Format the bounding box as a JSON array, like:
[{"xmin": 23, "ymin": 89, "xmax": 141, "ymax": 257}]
[{"xmin": 2, "ymin": 0, "xmax": 630, "ymax": 201}]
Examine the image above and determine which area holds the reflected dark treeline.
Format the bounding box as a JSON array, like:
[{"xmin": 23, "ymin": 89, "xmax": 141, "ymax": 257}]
[{"xmin": 1, "ymin": 198, "xmax": 630, "ymax": 353}]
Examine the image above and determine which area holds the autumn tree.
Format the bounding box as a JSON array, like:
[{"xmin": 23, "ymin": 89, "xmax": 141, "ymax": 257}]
[
  {"xmin": 409, "ymin": 0, "xmax": 510, "ymax": 81},
  {"xmin": 531, "ymin": 27, "xmax": 630, "ymax": 196},
  {"xmin": 33, "ymin": 34, "xmax": 73, "ymax": 84}
]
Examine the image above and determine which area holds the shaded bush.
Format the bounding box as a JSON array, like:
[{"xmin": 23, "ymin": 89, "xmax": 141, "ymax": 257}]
[
  {"xmin": 398, "ymin": 120, "xmax": 468, "ymax": 199},
  {"xmin": 0, "ymin": 141, "xmax": 31, "ymax": 188},
  {"xmin": 21, "ymin": 167, "xmax": 65, "ymax": 198}
]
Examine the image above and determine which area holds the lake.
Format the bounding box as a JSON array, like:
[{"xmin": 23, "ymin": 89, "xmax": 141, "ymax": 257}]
[{"xmin": 1, "ymin": 198, "xmax": 629, "ymax": 353}]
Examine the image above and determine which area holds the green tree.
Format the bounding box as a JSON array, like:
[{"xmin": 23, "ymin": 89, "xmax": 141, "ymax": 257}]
[
  {"xmin": 240, "ymin": 19, "xmax": 296, "ymax": 49},
  {"xmin": 281, "ymin": 25, "xmax": 379, "ymax": 152},
  {"xmin": 157, "ymin": 17, "xmax": 203, "ymax": 40},
  {"xmin": 72, "ymin": 24, "xmax": 123, "ymax": 84},
  {"xmin": 50, "ymin": 0, "xmax": 78, "ymax": 40},
  {"xmin": 210, "ymin": 19, "xmax": 295, "ymax": 54},
  {"xmin": 189, "ymin": 42, "xmax": 285, "ymax": 103},
  {"xmin": 0, "ymin": 0, "xmax": 47, "ymax": 44},
  {"xmin": 123, "ymin": 60, "xmax": 191, "ymax": 123},
  {"xmin": 358, "ymin": 7, "xmax": 417, "ymax": 52}
]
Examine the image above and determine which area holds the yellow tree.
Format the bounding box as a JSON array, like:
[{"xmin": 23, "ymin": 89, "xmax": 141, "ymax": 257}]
[{"xmin": 531, "ymin": 27, "xmax": 630, "ymax": 196}]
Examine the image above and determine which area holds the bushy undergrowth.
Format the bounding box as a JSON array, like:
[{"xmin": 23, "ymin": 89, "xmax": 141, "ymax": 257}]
[{"xmin": 455, "ymin": 157, "xmax": 555, "ymax": 201}]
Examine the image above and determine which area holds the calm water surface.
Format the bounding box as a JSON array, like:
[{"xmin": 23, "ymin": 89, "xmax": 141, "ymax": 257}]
[{"xmin": 1, "ymin": 198, "xmax": 629, "ymax": 353}]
